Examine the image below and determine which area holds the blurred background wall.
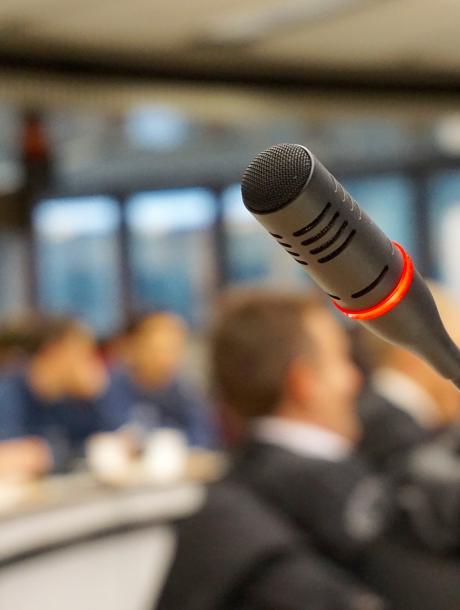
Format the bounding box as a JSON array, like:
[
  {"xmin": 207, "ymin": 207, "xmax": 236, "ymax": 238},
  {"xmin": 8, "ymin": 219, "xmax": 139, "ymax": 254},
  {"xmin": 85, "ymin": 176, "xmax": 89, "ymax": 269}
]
[{"xmin": 1, "ymin": 0, "xmax": 460, "ymax": 336}]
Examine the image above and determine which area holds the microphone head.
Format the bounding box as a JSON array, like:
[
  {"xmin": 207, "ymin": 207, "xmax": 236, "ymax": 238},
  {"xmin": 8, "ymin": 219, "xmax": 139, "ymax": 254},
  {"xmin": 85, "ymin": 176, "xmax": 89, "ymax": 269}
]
[{"xmin": 241, "ymin": 143, "xmax": 313, "ymax": 214}]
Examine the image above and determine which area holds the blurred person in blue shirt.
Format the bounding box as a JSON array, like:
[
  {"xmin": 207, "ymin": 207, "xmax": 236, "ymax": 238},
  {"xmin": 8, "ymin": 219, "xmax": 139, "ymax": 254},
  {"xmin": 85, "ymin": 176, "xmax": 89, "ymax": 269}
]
[
  {"xmin": 113, "ymin": 311, "xmax": 218, "ymax": 449},
  {"xmin": 0, "ymin": 314, "xmax": 132, "ymax": 478}
]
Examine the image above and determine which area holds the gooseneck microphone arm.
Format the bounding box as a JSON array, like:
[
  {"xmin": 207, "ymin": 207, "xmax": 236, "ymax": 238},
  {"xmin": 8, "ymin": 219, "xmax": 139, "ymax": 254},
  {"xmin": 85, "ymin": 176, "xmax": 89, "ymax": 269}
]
[{"xmin": 241, "ymin": 143, "xmax": 460, "ymax": 390}]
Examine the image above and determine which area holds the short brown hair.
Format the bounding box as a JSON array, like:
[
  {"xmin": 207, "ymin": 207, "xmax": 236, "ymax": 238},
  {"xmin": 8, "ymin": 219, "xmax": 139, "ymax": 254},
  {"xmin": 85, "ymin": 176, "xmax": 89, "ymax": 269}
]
[
  {"xmin": 211, "ymin": 289, "xmax": 323, "ymax": 420},
  {"xmin": 1, "ymin": 313, "xmax": 84, "ymax": 357}
]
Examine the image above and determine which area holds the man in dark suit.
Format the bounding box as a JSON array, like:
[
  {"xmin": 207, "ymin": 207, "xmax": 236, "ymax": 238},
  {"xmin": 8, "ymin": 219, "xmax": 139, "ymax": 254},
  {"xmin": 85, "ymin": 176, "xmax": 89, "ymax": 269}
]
[
  {"xmin": 355, "ymin": 282, "xmax": 460, "ymax": 556},
  {"xmin": 357, "ymin": 281, "xmax": 460, "ymax": 470},
  {"xmin": 212, "ymin": 290, "xmax": 391, "ymax": 563},
  {"xmin": 158, "ymin": 289, "xmax": 390, "ymax": 610}
]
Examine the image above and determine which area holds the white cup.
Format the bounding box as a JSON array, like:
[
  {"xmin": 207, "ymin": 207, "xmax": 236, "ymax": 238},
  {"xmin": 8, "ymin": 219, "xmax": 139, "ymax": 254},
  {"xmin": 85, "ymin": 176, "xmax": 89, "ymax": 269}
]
[
  {"xmin": 143, "ymin": 429, "xmax": 188, "ymax": 484},
  {"xmin": 86, "ymin": 434, "xmax": 132, "ymax": 484}
]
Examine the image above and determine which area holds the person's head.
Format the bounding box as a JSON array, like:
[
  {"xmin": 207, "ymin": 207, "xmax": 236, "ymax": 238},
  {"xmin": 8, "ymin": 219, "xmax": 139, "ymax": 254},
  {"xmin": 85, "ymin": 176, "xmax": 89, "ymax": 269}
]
[
  {"xmin": 123, "ymin": 311, "xmax": 187, "ymax": 389},
  {"xmin": 211, "ymin": 289, "xmax": 363, "ymax": 442},
  {"xmin": 0, "ymin": 316, "xmax": 35, "ymax": 369},
  {"xmin": 359, "ymin": 281, "xmax": 460, "ymax": 425},
  {"xmin": 24, "ymin": 314, "xmax": 107, "ymax": 400}
]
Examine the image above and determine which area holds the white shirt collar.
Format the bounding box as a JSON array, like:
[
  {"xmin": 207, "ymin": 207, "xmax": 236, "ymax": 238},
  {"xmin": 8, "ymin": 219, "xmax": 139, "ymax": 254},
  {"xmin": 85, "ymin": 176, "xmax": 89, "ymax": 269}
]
[
  {"xmin": 371, "ymin": 367, "xmax": 439, "ymax": 428},
  {"xmin": 252, "ymin": 416, "xmax": 353, "ymax": 462}
]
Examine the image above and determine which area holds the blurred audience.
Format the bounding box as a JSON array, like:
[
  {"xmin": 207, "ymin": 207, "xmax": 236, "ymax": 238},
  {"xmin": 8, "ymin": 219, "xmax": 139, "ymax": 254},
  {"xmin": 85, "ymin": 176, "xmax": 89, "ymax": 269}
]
[
  {"xmin": 158, "ymin": 289, "xmax": 390, "ymax": 610},
  {"xmin": 0, "ymin": 314, "xmax": 131, "ymax": 478},
  {"xmin": 357, "ymin": 281, "xmax": 460, "ymax": 470},
  {"xmin": 111, "ymin": 311, "xmax": 218, "ymax": 449}
]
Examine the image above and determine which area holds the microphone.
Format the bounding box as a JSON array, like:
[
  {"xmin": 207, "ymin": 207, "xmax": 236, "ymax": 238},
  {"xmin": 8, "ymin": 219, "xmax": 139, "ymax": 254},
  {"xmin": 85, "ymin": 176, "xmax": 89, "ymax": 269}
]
[{"xmin": 241, "ymin": 143, "xmax": 460, "ymax": 389}]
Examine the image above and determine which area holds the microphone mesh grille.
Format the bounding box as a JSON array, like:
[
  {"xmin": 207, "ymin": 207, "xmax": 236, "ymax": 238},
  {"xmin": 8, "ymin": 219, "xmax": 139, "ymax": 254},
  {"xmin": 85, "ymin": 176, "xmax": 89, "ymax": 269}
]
[{"xmin": 241, "ymin": 144, "xmax": 312, "ymax": 214}]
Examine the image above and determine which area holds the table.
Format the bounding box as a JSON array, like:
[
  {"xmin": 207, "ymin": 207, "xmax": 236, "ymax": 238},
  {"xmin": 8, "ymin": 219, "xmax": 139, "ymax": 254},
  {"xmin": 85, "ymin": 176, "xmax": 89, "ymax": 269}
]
[{"xmin": 0, "ymin": 472, "xmax": 208, "ymax": 610}]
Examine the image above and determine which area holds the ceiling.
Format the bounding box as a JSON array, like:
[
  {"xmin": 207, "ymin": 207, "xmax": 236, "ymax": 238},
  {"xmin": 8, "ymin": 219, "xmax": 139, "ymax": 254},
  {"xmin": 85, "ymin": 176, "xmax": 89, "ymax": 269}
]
[
  {"xmin": 1, "ymin": 1, "xmax": 460, "ymax": 202},
  {"xmin": 0, "ymin": 0, "xmax": 460, "ymax": 87}
]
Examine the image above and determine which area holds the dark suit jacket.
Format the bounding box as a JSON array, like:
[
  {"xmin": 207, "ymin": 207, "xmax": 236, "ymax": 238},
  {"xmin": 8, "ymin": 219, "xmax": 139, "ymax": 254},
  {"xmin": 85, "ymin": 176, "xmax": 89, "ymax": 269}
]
[
  {"xmin": 357, "ymin": 388, "xmax": 431, "ymax": 471},
  {"xmin": 157, "ymin": 479, "xmax": 386, "ymax": 610},
  {"xmin": 226, "ymin": 440, "xmax": 392, "ymax": 565},
  {"xmin": 356, "ymin": 389, "xmax": 460, "ymax": 607}
]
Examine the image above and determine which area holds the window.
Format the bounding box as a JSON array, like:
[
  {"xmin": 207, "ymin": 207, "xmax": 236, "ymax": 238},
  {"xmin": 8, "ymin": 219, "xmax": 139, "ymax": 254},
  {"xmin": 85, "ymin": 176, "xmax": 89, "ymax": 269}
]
[
  {"xmin": 126, "ymin": 188, "xmax": 217, "ymax": 326},
  {"xmin": 34, "ymin": 196, "xmax": 122, "ymax": 335},
  {"xmin": 429, "ymin": 171, "xmax": 460, "ymax": 299},
  {"xmin": 222, "ymin": 184, "xmax": 310, "ymax": 288},
  {"xmin": 342, "ymin": 175, "xmax": 417, "ymax": 261}
]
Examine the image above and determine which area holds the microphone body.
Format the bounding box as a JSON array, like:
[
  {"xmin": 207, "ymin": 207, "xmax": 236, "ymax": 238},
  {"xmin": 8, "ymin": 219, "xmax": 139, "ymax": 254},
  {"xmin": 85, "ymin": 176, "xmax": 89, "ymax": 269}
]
[{"xmin": 241, "ymin": 144, "xmax": 460, "ymax": 389}]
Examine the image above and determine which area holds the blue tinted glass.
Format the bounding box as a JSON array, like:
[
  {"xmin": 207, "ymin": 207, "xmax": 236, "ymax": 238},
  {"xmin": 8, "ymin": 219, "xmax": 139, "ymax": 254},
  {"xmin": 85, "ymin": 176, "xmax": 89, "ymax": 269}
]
[
  {"xmin": 222, "ymin": 184, "xmax": 310, "ymax": 288},
  {"xmin": 125, "ymin": 106, "xmax": 189, "ymax": 150},
  {"xmin": 342, "ymin": 175, "xmax": 416, "ymax": 261},
  {"xmin": 126, "ymin": 188, "xmax": 217, "ymax": 325},
  {"xmin": 34, "ymin": 196, "xmax": 122, "ymax": 335},
  {"xmin": 223, "ymin": 184, "xmax": 274, "ymax": 283},
  {"xmin": 429, "ymin": 171, "xmax": 460, "ymax": 298}
]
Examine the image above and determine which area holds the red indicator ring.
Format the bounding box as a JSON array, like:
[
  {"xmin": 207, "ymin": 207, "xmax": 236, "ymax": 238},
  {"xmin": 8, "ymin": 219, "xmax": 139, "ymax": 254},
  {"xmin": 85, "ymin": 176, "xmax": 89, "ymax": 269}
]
[{"xmin": 333, "ymin": 242, "xmax": 414, "ymax": 321}]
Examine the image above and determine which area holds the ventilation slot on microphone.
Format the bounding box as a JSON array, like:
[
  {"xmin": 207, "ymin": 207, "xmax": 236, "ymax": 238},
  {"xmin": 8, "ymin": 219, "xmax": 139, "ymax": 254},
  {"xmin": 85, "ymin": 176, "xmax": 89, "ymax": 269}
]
[
  {"xmin": 295, "ymin": 259, "xmax": 309, "ymax": 266},
  {"xmin": 270, "ymin": 232, "xmax": 283, "ymax": 239},
  {"xmin": 288, "ymin": 252, "xmax": 300, "ymax": 257},
  {"xmin": 292, "ymin": 203, "xmax": 332, "ymax": 237},
  {"xmin": 351, "ymin": 266, "xmax": 389, "ymax": 299},
  {"xmin": 301, "ymin": 213, "xmax": 340, "ymax": 247},
  {"xmin": 310, "ymin": 221, "xmax": 348, "ymax": 255},
  {"xmin": 318, "ymin": 230, "xmax": 356, "ymax": 263},
  {"xmin": 327, "ymin": 293, "xmax": 341, "ymax": 300},
  {"xmin": 278, "ymin": 242, "xmax": 292, "ymax": 248}
]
